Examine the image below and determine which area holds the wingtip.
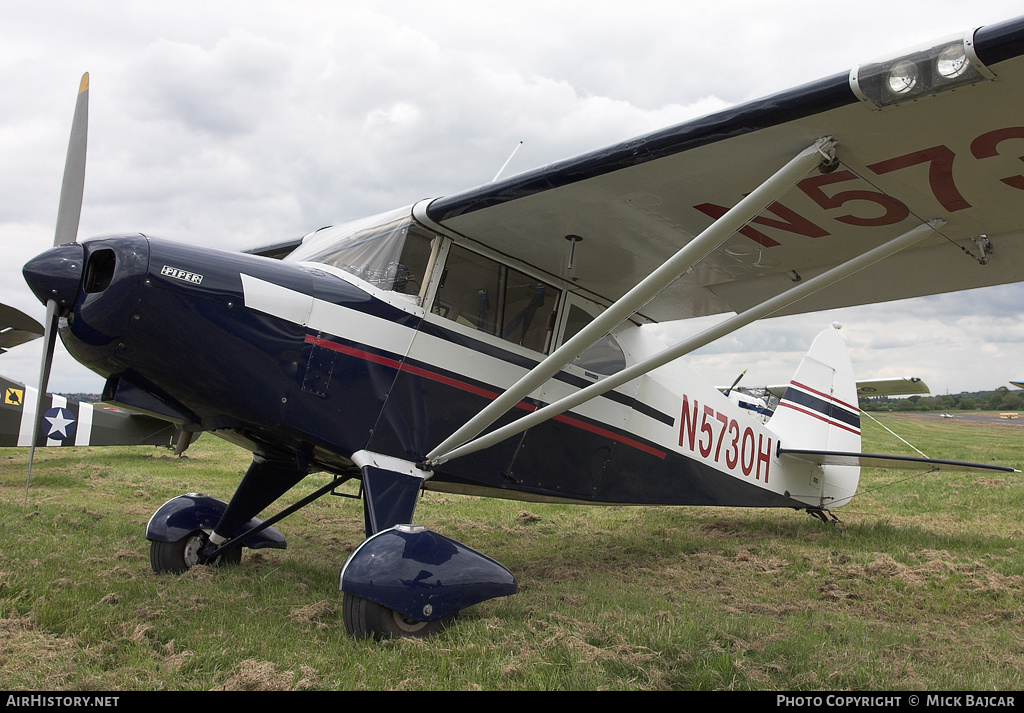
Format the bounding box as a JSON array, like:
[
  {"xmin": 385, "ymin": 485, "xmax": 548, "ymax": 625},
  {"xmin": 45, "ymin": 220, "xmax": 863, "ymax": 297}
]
[{"xmin": 79, "ymin": 73, "xmax": 89, "ymax": 94}]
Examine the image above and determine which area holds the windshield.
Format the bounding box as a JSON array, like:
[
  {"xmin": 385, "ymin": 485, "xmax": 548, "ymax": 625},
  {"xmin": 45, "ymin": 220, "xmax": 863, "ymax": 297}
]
[{"xmin": 285, "ymin": 206, "xmax": 431, "ymax": 295}]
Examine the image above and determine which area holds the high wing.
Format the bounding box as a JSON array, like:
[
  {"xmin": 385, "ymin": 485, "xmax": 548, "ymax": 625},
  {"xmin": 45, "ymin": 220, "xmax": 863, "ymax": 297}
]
[
  {"xmin": 414, "ymin": 16, "xmax": 1024, "ymax": 324},
  {"xmin": 853, "ymin": 377, "xmax": 930, "ymax": 397}
]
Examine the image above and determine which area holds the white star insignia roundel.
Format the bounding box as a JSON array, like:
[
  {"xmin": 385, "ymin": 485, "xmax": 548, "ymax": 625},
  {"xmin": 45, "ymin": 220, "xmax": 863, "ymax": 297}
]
[{"xmin": 43, "ymin": 407, "xmax": 77, "ymax": 441}]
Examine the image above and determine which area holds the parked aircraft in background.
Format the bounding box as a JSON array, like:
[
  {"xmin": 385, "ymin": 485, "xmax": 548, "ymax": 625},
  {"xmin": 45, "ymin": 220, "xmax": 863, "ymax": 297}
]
[
  {"xmin": 0, "ymin": 304, "xmax": 42, "ymax": 355},
  {"xmin": 19, "ymin": 15, "xmax": 1024, "ymax": 639},
  {"xmin": 1, "ymin": 302, "xmax": 185, "ymax": 453},
  {"xmin": 0, "ymin": 373, "xmax": 178, "ymax": 450}
]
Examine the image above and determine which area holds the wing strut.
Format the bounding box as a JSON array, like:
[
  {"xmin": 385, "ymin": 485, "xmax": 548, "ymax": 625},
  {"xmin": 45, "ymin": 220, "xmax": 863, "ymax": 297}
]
[
  {"xmin": 429, "ymin": 219, "xmax": 941, "ymax": 466},
  {"xmin": 425, "ymin": 137, "xmax": 838, "ymax": 465}
]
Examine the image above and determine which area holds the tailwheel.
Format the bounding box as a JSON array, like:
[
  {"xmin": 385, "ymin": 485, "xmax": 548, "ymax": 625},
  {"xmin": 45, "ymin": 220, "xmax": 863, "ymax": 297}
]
[
  {"xmin": 149, "ymin": 529, "xmax": 242, "ymax": 573},
  {"xmin": 342, "ymin": 592, "xmax": 454, "ymax": 640}
]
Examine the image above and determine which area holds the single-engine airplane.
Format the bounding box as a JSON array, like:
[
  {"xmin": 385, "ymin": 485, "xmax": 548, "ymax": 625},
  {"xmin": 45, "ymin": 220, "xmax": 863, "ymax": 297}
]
[{"xmin": 21, "ymin": 16, "xmax": 1024, "ymax": 639}]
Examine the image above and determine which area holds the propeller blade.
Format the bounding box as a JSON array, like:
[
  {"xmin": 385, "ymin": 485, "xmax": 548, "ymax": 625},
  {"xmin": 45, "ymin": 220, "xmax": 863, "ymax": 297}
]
[
  {"xmin": 25, "ymin": 300, "xmax": 59, "ymax": 504},
  {"xmin": 54, "ymin": 73, "xmax": 89, "ymax": 247},
  {"xmin": 724, "ymin": 369, "xmax": 746, "ymax": 396},
  {"xmin": 25, "ymin": 73, "xmax": 89, "ymax": 504}
]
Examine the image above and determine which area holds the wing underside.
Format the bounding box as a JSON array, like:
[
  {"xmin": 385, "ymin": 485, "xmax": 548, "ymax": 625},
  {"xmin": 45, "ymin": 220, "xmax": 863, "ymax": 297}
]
[{"xmin": 419, "ymin": 17, "xmax": 1024, "ymax": 324}]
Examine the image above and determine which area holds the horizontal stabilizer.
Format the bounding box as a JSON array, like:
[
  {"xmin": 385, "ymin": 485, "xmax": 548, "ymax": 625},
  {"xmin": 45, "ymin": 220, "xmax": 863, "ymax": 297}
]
[{"xmin": 779, "ymin": 448, "xmax": 1019, "ymax": 474}]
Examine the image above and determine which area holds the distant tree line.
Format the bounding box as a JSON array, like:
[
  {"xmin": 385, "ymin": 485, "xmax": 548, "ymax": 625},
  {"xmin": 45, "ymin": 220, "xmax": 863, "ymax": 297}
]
[
  {"xmin": 862, "ymin": 386, "xmax": 1024, "ymax": 412},
  {"xmin": 59, "ymin": 393, "xmax": 102, "ymax": 403}
]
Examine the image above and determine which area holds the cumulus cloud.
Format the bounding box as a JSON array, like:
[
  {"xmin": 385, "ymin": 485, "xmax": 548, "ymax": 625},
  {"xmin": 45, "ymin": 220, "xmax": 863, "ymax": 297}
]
[{"xmin": 2, "ymin": 0, "xmax": 1022, "ymax": 393}]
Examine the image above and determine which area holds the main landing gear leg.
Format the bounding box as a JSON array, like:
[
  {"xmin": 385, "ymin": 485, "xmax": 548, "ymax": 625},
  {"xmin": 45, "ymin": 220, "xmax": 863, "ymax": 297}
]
[
  {"xmin": 339, "ymin": 451, "xmax": 518, "ymax": 640},
  {"xmin": 146, "ymin": 451, "xmax": 299, "ymax": 573}
]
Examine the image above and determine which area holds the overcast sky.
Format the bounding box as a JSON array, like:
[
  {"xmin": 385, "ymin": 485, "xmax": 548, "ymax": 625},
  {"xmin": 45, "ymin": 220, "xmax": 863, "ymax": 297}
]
[{"xmin": 2, "ymin": 0, "xmax": 1022, "ymax": 397}]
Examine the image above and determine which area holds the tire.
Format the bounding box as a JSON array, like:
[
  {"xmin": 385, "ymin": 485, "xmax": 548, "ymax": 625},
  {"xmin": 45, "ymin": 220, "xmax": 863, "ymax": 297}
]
[
  {"xmin": 342, "ymin": 593, "xmax": 453, "ymax": 640},
  {"xmin": 149, "ymin": 530, "xmax": 242, "ymax": 573}
]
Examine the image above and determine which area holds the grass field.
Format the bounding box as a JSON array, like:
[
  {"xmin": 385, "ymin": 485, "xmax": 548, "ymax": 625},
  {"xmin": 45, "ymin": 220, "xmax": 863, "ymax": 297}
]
[{"xmin": 1, "ymin": 413, "xmax": 1022, "ymax": 690}]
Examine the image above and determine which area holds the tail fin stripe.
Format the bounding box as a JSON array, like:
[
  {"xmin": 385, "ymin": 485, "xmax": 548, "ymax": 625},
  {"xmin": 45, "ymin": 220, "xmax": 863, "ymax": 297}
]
[
  {"xmin": 779, "ymin": 383, "xmax": 861, "ymax": 433},
  {"xmin": 777, "ymin": 401, "xmax": 862, "ymax": 435},
  {"xmin": 789, "ymin": 380, "xmax": 858, "ymax": 413}
]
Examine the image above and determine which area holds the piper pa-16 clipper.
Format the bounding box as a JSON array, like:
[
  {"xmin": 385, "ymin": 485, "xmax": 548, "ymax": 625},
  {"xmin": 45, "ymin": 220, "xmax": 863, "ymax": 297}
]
[{"xmin": 22, "ymin": 15, "xmax": 1024, "ymax": 639}]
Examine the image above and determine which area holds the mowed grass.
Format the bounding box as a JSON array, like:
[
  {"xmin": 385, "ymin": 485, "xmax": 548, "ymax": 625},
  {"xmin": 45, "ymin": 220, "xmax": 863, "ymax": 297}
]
[{"xmin": 1, "ymin": 414, "xmax": 1022, "ymax": 690}]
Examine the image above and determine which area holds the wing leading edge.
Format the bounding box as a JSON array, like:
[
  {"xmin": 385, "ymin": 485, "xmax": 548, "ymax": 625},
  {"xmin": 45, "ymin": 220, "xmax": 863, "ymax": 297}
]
[{"xmin": 417, "ymin": 16, "xmax": 1024, "ymax": 324}]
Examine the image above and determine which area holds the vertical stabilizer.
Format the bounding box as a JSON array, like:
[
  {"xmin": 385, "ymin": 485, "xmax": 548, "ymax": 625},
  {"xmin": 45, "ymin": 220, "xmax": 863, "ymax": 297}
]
[{"xmin": 768, "ymin": 325, "xmax": 861, "ymax": 508}]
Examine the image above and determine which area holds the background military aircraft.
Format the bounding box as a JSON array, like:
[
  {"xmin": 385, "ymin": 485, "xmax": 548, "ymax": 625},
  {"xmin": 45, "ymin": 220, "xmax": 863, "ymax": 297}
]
[
  {"xmin": 2, "ymin": 303, "xmax": 184, "ymax": 452},
  {"xmin": 0, "ymin": 372, "xmax": 178, "ymax": 449},
  {"xmin": 0, "ymin": 304, "xmax": 42, "ymax": 355}
]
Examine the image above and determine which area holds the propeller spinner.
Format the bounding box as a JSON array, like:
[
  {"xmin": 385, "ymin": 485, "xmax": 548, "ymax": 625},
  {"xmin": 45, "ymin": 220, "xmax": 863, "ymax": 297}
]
[{"xmin": 22, "ymin": 73, "xmax": 89, "ymax": 502}]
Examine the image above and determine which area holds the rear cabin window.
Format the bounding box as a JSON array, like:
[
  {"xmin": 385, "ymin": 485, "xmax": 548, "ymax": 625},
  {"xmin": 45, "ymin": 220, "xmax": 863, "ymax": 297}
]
[
  {"xmin": 432, "ymin": 244, "xmax": 560, "ymax": 354},
  {"xmin": 561, "ymin": 304, "xmax": 627, "ymax": 375}
]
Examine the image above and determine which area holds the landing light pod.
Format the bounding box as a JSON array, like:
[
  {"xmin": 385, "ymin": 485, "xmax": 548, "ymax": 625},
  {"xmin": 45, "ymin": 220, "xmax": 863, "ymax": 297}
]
[{"xmin": 850, "ymin": 28, "xmax": 995, "ymax": 109}]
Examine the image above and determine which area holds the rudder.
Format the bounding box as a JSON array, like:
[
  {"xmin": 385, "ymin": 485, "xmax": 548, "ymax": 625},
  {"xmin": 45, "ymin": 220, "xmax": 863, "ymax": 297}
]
[{"xmin": 768, "ymin": 325, "xmax": 861, "ymax": 508}]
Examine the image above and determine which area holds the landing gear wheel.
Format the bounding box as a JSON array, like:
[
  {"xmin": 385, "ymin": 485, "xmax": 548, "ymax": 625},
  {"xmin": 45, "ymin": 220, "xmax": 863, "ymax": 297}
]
[
  {"xmin": 149, "ymin": 529, "xmax": 242, "ymax": 573},
  {"xmin": 342, "ymin": 593, "xmax": 454, "ymax": 640}
]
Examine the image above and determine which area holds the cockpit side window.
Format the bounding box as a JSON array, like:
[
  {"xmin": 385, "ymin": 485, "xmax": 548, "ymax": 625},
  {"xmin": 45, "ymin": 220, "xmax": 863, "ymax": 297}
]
[
  {"xmin": 389, "ymin": 225, "xmax": 433, "ymax": 296},
  {"xmin": 284, "ymin": 206, "xmax": 432, "ymax": 298},
  {"xmin": 432, "ymin": 243, "xmax": 560, "ymax": 354}
]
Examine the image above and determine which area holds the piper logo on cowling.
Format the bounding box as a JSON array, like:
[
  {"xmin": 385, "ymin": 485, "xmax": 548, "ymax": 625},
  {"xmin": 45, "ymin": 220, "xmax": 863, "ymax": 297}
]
[{"xmin": 161, "ymin": 265, "xmax": 204, "ymax": 284}]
